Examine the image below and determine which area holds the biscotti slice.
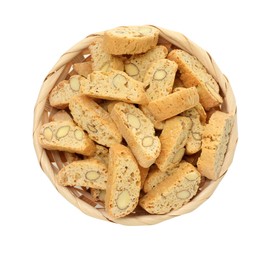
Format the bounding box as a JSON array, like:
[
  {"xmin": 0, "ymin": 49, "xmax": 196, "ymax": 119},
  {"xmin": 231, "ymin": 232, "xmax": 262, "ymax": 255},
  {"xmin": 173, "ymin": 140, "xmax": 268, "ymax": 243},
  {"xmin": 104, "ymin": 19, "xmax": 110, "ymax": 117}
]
[
  {"xmin": 110, "ymin": 102, "xmax": 161, "ymax": 168},
  {"xmin": 51, "ymin": 110, "xmax": 73, "ymax": 122},
  {"xmin": 197, "ymin": 111, "xmax": 234, "ymax": 180},
  {"xmin": 69, "ymin": 95, "xmax": 122, "ymax": 147},
  {"xmin": 143, "ymin": 59, "xmax": 178, "ymax": 101},
  {"xmin": 103, "ymin": 26, "xmax": 159, "ymax": 55},
  {"xmin": 147, "ymin": 87, "xmax": 199, "ymax": 121},
  {"xmin": 143, "ymin": 165, "xmax": 178, "ymax": 193},
  {"xmin": 139, "ymin": 105, "xmax": 165, "ymax": 130},
  {"xmin": 105, "ymin": 144, "xmax": 141, "ymax": 219},
  {"xmin": 50, "ymin": 110, "xmax": 79, "ymax": 163},
  {"xmin": 49, "ymin": 75, "xmax": 82, "ymax": 109},
  {"xmin": 57, "ymin": 158, "xmax": 107, "ymax": 189},
  {"xmin": 73, "ymin": 61, "xmax": 92, "ymax": 77},
  {"xmin": 88, "ymin": 37, "xmax": 124, "ymax": 71},
  {"xmin": 167, "ymin": 49, "xmax": 223, "ymax": 110},
  {"xmin": 140, "ymin": 161, "xmax": 201, "ymax": 214},
  {"xmin": 39, "ymin": 121, "xmax": 96, "ymax": 156},
  {"xmin": 155, "ymin": 116, "xmax": 192, "ymax": 172},
  {"xmin": 81, "ymin": 70, "xmax": 148, "ymax": 105},
  {"xmin": 182, "ymin": 108, "xmax": 203, "ymax": 155},
  {"xmin": 124, "ymin": 45, "xmax": 168, "ymax": 82}
]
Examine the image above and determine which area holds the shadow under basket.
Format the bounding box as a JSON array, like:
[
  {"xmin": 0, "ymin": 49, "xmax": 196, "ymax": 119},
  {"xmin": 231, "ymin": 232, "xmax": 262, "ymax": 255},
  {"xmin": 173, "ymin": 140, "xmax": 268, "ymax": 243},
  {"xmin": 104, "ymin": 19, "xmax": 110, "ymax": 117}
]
[{"xmin": 33, "ymin": 26, "xmax": 238, "ymax": 226}]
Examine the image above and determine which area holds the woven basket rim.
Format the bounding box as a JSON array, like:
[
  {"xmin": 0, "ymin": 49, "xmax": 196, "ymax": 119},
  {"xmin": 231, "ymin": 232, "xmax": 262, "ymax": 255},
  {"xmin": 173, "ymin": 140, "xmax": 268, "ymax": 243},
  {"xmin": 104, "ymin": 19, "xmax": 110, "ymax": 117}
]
[{"xmin": 33, "ymin": 25, "xmax": 238, "ymax": 226}]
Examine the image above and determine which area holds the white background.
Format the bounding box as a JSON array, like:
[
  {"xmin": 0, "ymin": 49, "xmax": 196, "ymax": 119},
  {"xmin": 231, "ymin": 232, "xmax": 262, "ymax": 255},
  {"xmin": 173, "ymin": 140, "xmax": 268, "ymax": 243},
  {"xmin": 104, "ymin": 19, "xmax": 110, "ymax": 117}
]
[{"xmin": 1, "ymin": 0, "xmax": 271, "ymax": 259}]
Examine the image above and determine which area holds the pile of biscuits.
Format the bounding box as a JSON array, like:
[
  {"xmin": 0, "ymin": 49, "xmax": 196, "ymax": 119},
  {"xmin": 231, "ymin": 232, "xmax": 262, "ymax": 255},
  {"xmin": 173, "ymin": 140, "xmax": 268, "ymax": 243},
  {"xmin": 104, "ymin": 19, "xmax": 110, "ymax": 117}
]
[{"xmin": 39, "ymin": 26, "xmax": 233, "ymax": 219}]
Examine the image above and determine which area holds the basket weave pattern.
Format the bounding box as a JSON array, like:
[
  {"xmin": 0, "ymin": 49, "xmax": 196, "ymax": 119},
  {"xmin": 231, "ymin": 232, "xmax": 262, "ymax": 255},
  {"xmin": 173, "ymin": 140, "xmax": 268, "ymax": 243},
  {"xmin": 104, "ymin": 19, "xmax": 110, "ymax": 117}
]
[{"xmin": 33, "ymin": 26, "xmax": 238, "ymax": 225}]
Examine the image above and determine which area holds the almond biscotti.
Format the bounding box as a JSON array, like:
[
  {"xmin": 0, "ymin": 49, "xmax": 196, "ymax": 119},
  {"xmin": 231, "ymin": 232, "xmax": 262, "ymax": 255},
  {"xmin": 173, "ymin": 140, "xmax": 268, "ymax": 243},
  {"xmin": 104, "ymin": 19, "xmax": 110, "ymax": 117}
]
[
  {"xmin": 147, "ymin": 87, "xmax": 199, "ymax": 121},
  {"xmin": 49, "ymin": 75, "xmax": 82, "ymax": 109},
  {"xmin": 140, "ymin": 161, "xmax": 201, "ymax": 214},
  {"xmin": 81, "ymin": 70, "xmax": 148, "ymax": 105},
  {"xmin": 51, "ymin": 110, "xmax": 73, "ymax": 122},
  {"xmin": 143, "ymin": 59, "xmax": 178, "ymax": 101},
  {"xmin": 103, "ymin": 26, "xmax": 159, "ymax": 55},
  {"xmin": 69, "ymin": 95, "xmax": 122, "ymax": 147},
  {"xmin": 88, "ymin": 36, "xmax": 124, "ymax": 72},
  {"xmin": 167, "ymin": 49, "xmax": 223, "ymax": 110},
  {"xmin": 182, "ymin": 108, "xmax": 203, "ymax": 155},
  {"xmin": 155, "ymin": 116, "xmax": 192, "ymax": 172},
  {"xmin": 124, "ymin": 45, "xmax": 168, "ymax": 82},
  {"xmin": 139, "ymin": 105, "xmax": 165, "ymax": 130},
  {"xmin": 39, "ymin": 121, "xmax": 96, "ymax": 156},
  {"xmin": 110, "ymin": 102, "xmax": 161, "ymax": 168},
  {"xmin": 73, "ymin": 61, "xmax": 92, "ymax": 77},
  {"xmin": 197, "ymin": 111, "xmax": 234, "ymax": 180},
  {"xmin": 57, "ymin": 158, "xmax": 107, "ymax": 189},
  {"xmin": 143, "ymin": 165, "xmax": 178, "ymax": 193},
  {"xmin": 105, "ymin": 144, "xmax": 141, "ymax": 218}
]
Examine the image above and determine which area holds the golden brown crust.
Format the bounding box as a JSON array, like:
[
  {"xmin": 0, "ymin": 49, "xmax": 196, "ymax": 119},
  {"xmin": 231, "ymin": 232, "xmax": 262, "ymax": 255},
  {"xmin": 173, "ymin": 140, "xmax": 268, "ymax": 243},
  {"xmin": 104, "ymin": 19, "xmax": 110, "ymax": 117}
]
[
  {"xmin": 57, "ymin": 158, "xmax": 107, "ymax": 189},
  {"xmin": 147, "ymin": 87, "xmax": 199, "ymax": 121},
  {"xmin": 69, "ymin": 95, "xmax": 122, "ymax": 147},
  {"xmin": 167, "ymin": 49, "xmax": 223, "ymax": 110},
  {"xmin": 105, "ymin": 144, "xmax": 141, "ymax": 218},
  {"xmin": 140, "ymin": 161, "xmax": 201, "ymax": 214},
  {"xmin": 197, "ymin": 111, "xmax": 234, "ymax": 180},
  {"xmin": 39, "ymin": 121, "xmax": 96, "ymax": 156},
  {"xmin": 110, "ymin": 102, "xmax": 161, "ymax": 168},
  {"xmin": 103, "ymin": 26, "xmax": 159, "ymax": 55},
  {"xmin": 81, "ymin": 70, "xmax": 148, "ymax": 105}
]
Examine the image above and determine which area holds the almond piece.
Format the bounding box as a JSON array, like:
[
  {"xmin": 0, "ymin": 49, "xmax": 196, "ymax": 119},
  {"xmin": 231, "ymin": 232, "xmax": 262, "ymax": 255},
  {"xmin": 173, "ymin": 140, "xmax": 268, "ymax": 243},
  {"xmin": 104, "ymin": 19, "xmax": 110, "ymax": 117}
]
[
  {"xmin": 74, "ymin": 129, "xmax": 83, "ymax": 140},
  {"xmin": 176, "ymin": 190, "xmax": 191, "ymax": 199},
  {"xmin": 127, "ymin": 113, "xmax": 141, "ymax": 129},
  {"xmin": 112, "ymin": 74, "xmax": 127, "ymax": 88},
  {"xmin": 43, "ymin": 127, "xmax": 53, "ymax": 141},
  {"xmin": 85, "ymin": 171, "xmax": 100, "ymax": 181},
  {"xmin": 125, "ymin": 63, "xmax": 139, "ymax": 76},
  {"xmin": 116, "ymin": 190, "xmax": 131, "ymax": 210},
  {"xmin": 70, "ymin": 77, "xmax": 80, "ymax": 91},
  {"xmin": 153, "ymin": 69, "xmax": 167, "ymax": 80},
  {"xmin": 142, "ymin": 136, "xmax": 154, "ymax": 147},
  {"xmin": 56, "ymin": 126, "xmax": 70, "ymax": 139},
  {"xmin": 186, "ymin": 171, "xmax": 199, "ymax": 181}
]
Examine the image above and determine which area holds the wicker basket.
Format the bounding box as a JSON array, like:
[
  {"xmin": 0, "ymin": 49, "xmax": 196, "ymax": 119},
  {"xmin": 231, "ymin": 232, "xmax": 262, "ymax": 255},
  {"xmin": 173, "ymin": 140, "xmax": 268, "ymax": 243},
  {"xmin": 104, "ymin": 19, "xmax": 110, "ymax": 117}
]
[{"xmin": 33, "ymin": 26, "xmax": 238, "ymax": 225}]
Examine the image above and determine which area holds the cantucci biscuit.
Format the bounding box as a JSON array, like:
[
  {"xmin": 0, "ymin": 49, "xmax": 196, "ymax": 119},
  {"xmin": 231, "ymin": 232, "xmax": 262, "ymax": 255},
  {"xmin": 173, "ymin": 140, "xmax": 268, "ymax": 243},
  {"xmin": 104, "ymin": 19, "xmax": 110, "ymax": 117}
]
[
  {"xmin": 73, "ymin": 61, "xmax": 92, "ymax": 77},
  {"xmin": 88, "ymin": 36, "xmax": 124, "ymax": 71},
  {"xmin": 105, "ymin": 144, "xmax": 141, "ymax": 218},
  {"xmin": 81, "ymin": 70, "xmax": 148, "ymax": 105},
  {"xmin": 139, "ymin": 105, "xmax": 165, "ymax": 130},
  {"xmin": 124, "ymin": 45, "xmax": 168, "ymax": 82},
  {"xmin": 50, "ymin": 110, "xmax": 79, "ymax": 163},
  {"xmin": 103, "ymin": 26, "xmax": 159, "ymax": 55},
  {"xmin": 147, "ymin": 87, "xmax": 199, "ymax": 121},
  {"xmin": 140, "ymin": 161, "xmax": 201, "ymax": 214},
  {"xmin": 143, "ymin": 59, "xmax": 178, "ymax": 101},
  {"xmin": 155, "ymin": 116, "xmax": 192, "ymax": 172},
  {"xmin": 167, "ymin": 49, "xmax": 223, "ymax": 110},
  {"xmin": 49, "ymin": 75, "xmax": 82, "ymax": 109},
  {"xmin": 197, "ymin": 111, "xmax": 234, "ymax": 180},
  {"xmin": 182, "ymin": 108, "xmax": 203, "ymax": 155},
  {"xmin": 39, "ymin": 121, "xmax": 96, "ymax": 156},
  {"xmin": 143, "ymin": 165, "xmax": 178, "ymax": 193},
  {"xmin": 110, "ymin": 102, "xmax": 161, "ymax": 168},
  {"xmin": 69, "ymin": 95, "xmax": 122, "ymax": 147},
  {"xmin": 57, "ymin": 158, "xmax": 107, "ymax": 189},
  {"xmin": 139, "ymin": 165, "xmax": 149, "ymax": 189}
]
